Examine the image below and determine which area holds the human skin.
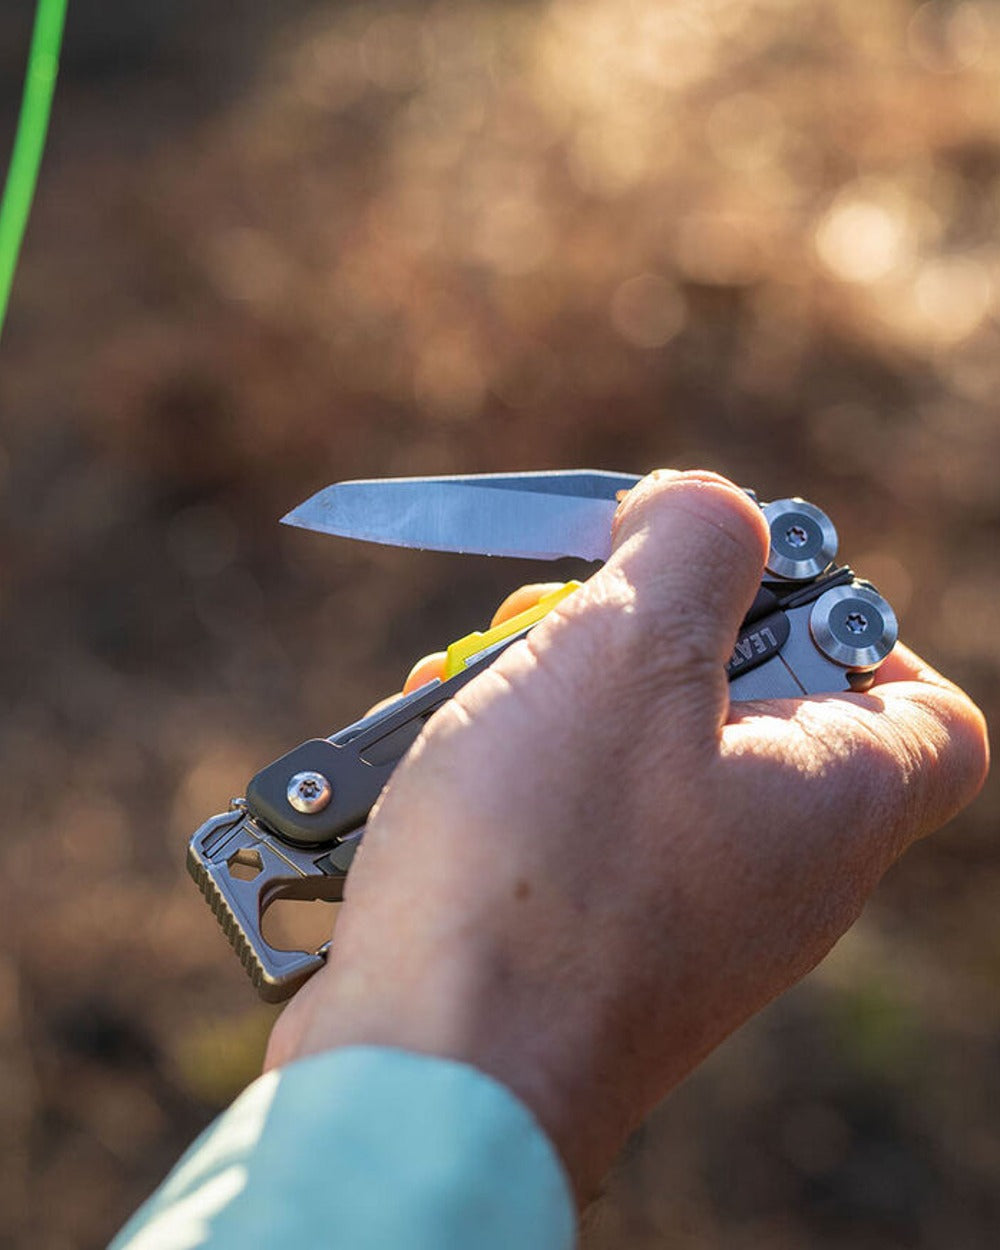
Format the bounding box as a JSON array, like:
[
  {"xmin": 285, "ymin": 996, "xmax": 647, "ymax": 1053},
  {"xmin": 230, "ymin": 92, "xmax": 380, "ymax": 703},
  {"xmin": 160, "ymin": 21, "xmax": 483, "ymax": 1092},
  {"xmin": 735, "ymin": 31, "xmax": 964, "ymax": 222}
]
[{"xmin": 265, "ymin": 469, "xmax": 989, "ymax": 1207}]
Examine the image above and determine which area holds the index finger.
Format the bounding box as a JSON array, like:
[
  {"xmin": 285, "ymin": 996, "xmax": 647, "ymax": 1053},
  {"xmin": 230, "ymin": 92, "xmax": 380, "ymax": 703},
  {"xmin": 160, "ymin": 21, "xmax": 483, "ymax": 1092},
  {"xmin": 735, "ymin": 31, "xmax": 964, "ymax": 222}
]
[
  {"xmin": 871, "ymin": 640, "xmax": 963, "ymax": 692},
  {"xmin": 725, "ymin": 649, "xmax": 989, "ymax": 855}
]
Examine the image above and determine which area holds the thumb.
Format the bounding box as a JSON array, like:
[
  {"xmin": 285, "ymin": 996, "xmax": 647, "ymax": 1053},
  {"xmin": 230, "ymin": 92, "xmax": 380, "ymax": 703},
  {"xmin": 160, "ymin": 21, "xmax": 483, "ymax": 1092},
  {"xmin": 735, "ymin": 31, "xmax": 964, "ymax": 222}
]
[{"xmin": 562, "ymin": 469, "xmax": 770, "ymax": 736}]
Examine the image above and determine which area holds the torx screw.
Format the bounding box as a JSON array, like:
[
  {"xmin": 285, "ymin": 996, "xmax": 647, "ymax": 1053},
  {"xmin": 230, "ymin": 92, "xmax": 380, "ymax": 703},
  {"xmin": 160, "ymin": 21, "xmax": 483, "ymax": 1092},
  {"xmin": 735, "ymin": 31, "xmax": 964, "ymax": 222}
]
[
  {"xmin": 844, "ymin": 611, "xmax": 869, "ymax": 635},
  {"xmin": 287, "ymin": 770, "xmax": 333, "ymax": 814},
  {"xmin": 785, "ymin": 524, "xmax": 809, "ymax": 548}
]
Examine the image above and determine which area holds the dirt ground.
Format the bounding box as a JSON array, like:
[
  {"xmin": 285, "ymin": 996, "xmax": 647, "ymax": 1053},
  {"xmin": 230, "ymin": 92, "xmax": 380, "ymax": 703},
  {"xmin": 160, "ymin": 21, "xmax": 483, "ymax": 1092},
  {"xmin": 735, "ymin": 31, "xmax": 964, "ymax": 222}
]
[{"xmin": 1, "ymin": 2, "xmax": 998, "ymax": 1247}]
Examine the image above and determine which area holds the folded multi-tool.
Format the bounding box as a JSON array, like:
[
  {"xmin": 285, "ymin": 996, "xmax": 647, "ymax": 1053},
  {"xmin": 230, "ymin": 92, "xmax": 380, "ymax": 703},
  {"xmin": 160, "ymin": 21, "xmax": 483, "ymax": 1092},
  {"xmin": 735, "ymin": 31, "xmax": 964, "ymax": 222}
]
[{"xmin": 188, "ymin": 471, "xmax": 899, "ymax": 1001}]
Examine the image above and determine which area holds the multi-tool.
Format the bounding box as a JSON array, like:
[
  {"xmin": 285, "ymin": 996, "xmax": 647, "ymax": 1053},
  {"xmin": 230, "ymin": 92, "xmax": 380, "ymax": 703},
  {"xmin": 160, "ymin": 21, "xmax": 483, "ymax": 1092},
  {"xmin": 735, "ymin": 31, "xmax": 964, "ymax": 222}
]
[{"xmin": 188, "ymin": 471, "xmax": 899, "ymax": 1002}]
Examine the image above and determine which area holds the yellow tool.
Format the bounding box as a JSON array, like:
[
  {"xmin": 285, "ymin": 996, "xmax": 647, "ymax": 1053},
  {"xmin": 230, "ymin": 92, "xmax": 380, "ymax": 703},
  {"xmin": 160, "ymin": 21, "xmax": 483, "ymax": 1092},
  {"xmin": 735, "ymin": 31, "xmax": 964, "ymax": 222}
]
[{"xmin": 443, "ymin": 583, "xmax": 582, "ymax": 678}]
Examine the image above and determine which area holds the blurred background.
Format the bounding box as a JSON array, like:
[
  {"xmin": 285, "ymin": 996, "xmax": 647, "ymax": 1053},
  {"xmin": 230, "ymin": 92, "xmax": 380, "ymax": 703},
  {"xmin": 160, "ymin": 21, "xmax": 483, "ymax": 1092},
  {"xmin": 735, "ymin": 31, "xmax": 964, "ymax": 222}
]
[{"xmin": 1, "ymin": 0, "xmax": 998, "ymax": 1246}]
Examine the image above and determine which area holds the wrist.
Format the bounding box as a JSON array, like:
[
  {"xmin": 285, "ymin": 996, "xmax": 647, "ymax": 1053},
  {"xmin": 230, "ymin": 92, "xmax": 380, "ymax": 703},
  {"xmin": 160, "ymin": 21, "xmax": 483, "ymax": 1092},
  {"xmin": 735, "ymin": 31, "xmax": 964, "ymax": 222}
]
[{"xmin": 266, "ymin": 923, "xmax": 636, "ymax": 1206}]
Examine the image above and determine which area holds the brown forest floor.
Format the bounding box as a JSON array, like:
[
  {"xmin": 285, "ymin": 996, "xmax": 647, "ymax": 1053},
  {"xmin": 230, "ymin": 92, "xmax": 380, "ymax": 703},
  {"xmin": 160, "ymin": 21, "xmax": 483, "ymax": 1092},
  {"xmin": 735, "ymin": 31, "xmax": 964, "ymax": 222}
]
[{"xmin": 1, "ymin": 2, "xmax": 999, "ymax": 1247}]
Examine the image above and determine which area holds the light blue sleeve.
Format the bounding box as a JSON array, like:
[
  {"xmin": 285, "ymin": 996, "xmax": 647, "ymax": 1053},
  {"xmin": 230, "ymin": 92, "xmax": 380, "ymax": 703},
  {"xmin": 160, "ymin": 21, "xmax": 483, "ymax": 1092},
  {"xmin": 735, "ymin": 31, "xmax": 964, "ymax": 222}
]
[{"xmin": 109, "ymin": 1045, "xmax": 577, "ymax": 1250}]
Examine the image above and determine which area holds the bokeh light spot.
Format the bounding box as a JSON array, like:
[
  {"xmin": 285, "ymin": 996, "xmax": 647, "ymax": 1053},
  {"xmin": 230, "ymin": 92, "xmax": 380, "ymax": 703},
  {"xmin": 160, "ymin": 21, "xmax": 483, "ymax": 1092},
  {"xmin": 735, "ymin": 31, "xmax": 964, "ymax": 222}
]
[
  {"xmin": 815, "ymin": 187, "xmax": 913, "ymax": 285},
  {"xmin": 610, "ymin": 273, "xmax": 686, "ymax": 349},
  {"xmin": 914, "ymin": 255, "xmax": 993, "ymax": 343},
  {"xmin": 908, "ymin": 2, "xmax": 988, "ymax": 73}
]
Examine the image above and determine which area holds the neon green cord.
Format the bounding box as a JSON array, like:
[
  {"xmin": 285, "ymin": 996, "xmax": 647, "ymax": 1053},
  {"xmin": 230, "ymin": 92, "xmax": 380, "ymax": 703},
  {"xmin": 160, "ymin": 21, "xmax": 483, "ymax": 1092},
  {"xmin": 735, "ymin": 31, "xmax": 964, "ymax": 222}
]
[{"xmin": 0, "ymin": 0, "xmax": 68, "ymax": 343}]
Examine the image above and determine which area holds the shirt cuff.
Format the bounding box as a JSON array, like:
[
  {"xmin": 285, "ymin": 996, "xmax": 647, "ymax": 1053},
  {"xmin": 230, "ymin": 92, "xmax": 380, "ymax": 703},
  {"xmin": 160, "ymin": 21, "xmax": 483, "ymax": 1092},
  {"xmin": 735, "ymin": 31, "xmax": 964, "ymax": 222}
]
[{"xmin": 109, "ymin": 1045, "xmax": 577, "ymax": 1250}]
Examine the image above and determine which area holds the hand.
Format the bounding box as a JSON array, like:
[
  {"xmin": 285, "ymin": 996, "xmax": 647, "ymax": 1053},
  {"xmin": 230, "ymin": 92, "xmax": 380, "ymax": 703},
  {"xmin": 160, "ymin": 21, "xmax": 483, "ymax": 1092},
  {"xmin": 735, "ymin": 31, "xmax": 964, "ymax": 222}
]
[{"xmin": 265, "ymin": 470, "xmax": 989, "ymax": 1206}]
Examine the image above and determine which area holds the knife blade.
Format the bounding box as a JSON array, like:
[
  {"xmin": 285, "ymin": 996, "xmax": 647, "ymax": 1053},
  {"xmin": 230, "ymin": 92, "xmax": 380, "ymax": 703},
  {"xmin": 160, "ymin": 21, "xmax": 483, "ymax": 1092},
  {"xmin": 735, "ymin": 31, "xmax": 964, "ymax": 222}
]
[{"xmin": 281, "ymin": 470, "xmax": 642, "ymax": 562}]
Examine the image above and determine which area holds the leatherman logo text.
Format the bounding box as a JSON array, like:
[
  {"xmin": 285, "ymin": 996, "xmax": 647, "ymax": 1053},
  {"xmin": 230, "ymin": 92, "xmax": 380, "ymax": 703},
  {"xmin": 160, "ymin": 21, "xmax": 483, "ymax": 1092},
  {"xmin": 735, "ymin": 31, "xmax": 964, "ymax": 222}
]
[{"xmin": 727, "ymin": 625, "xmax": 780, "ymax": 674}]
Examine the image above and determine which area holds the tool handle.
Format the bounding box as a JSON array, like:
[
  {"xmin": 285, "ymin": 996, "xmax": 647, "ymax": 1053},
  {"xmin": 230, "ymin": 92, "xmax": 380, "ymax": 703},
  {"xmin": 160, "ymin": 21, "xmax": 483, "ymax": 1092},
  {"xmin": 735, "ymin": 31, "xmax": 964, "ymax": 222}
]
[
  {"xmin": 187, "ymin": 810, "xmax": 346, "ymax": 1002},
  {"xmin": 243, "ymin": 602, "xmax": 564, "ymax": 847}
]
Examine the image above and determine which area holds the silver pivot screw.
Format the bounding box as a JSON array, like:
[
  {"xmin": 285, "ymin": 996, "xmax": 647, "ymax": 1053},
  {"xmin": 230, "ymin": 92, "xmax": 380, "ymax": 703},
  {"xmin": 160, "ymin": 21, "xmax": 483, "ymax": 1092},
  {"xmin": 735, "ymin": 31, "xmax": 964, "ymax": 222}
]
[
  {"xmin": 809, "ymin": 584, "xmax": 898, "ymax": 670},
  {"xmin": 287, "ymin": 770, "xmax": 333, "ymax": 814},
  {"xmin": 762, "ymin": 498, "xmax": 839, "ymax": 580}
]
